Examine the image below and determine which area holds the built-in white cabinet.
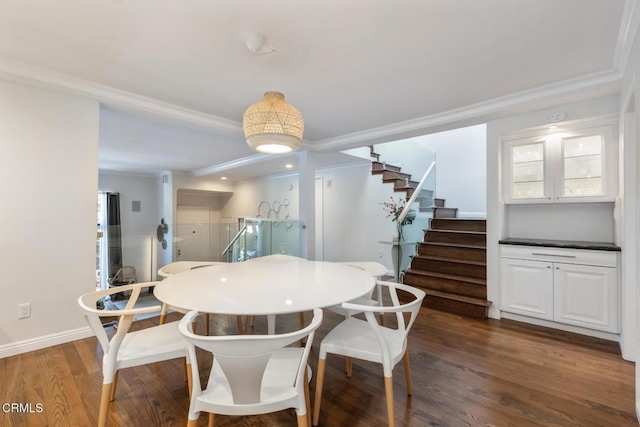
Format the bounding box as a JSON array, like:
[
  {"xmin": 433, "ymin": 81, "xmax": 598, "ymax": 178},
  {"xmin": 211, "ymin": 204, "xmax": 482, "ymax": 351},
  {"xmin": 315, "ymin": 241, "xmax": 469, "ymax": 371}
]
[
  {"xmin": 501, "ymin": 257, "xmax": 554, "ymax": 320},
  {"xmin": 500, "ymin": 245, "xmax": 619, "ymax": 333},
  {"xmin": 553, "ymin": 262, "xmax": 617, "ymax": 331},
  {"xmin": 503, "ymin": 123, "xmax": 616, "ymax": 204}
]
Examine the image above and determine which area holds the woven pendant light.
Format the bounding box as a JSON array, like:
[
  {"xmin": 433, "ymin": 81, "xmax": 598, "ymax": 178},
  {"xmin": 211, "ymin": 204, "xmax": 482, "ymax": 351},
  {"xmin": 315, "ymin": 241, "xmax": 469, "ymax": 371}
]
[{"xmin": 243, "ymin": 91, "xmax": 304, "ymax": 154}]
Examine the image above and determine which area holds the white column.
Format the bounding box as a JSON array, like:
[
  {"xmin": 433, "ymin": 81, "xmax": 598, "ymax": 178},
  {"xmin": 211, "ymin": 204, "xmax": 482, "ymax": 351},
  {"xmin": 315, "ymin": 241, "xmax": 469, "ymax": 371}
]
[{"xmin": 298, "ymin": 151, "xmax": 317, "ymax": 259}]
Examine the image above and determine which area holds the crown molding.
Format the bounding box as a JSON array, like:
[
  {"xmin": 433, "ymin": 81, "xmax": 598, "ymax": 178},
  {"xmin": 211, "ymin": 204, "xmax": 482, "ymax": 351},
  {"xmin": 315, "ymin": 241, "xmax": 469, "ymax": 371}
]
[
  {"xmin": 308, "ymin": 68, "xmax": 623, "ymax": 151},
  {"xmin": 191, "ymin": 153, "xmax": 281, "ymax": 177},
  {"xmin": 0, "ymin": 60, "xmax": 242, "ymax": 133}
]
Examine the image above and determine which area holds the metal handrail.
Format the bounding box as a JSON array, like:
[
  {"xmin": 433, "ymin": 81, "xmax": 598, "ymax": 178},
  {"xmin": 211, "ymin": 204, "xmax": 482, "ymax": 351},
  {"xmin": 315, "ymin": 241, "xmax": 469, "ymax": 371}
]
[
  {"xmin": 397, "ymin": 160, "xmax": 436, "ymax": 225},
  {"xmin": 221, "ymin": 224, "xmax": 247, "ymax": 258}
]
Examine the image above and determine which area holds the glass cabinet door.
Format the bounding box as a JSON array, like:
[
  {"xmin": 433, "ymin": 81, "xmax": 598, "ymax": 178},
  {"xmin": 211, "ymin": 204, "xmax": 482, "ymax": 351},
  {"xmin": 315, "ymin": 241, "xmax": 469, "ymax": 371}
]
[
  {"xmin": 508, "ymin": 140, "xmax": 548, "ymax": 201},
  {"xmin": 503, "ymin": 122, "xmax": 616, "ymax": 204},
  {"xmin": 560, "ymin": 133, "xmax": 603, "ymax": 198}
]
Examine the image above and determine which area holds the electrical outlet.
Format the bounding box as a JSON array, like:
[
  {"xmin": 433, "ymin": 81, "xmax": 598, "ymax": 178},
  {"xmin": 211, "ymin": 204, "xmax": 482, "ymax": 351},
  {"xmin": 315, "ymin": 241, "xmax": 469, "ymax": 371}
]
[{"xmin": 18, "ymin": 303, "xmax": 31, "ymax": 319}]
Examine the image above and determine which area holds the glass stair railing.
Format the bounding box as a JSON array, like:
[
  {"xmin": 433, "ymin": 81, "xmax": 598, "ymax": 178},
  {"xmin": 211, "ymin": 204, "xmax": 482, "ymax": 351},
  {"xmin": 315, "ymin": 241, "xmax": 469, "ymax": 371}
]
[{"xmin": 222, "ymin": 218, "xmax": 304, "ymax": 262}]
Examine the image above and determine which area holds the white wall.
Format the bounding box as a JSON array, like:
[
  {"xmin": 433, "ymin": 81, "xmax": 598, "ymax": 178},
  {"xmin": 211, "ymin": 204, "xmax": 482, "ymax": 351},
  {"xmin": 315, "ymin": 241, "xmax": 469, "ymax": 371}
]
[
  {"xmin": 506, "ymin": 203, "xmax": 615, "ymax": 242},
  {"xmin": 221, "ymin": 174, "xmax": 299, "ymax": 220},
  {"xmin": 317, "ymin": 163, "xmax": 428, "ymax": 272},
  {"xmin": 419, "ymin": 124, "xmax": 487, "ymax": 216},
  {"xmin": 99, "ymin": 172, "xmax": 160, "ymax": 282},
  {"xmin": 0, "ymin": 80, "xmax": 99, "ymax": 354}
]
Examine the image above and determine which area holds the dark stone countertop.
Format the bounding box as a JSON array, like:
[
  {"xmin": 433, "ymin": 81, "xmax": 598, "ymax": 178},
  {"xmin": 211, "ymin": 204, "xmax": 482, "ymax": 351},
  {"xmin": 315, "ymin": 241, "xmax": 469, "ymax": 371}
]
[{"xmin": 499, "ymin": 237, "xmax": 621, "ymax": 251}]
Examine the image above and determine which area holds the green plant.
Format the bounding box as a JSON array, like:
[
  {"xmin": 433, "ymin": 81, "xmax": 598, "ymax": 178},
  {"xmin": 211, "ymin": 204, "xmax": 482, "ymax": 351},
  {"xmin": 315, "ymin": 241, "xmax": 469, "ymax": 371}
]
[{"xmin": 381, "ymin": 197, "xmax": 416, "ymax": 240}]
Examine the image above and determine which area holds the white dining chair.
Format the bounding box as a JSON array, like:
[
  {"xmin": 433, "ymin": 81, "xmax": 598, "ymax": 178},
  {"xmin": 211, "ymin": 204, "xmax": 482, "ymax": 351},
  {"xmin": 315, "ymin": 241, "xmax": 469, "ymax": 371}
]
[
  {"xmin": 77, "ymin": 282, "xmax": 191, "ymax": 427},
  {"xmin": 329, "ymin": 261, "xmax": 388, "ymax": 320},
  {"xmin": 312, "ymin": 281, "xmax": 425, "ymax": 427},
  {"xmin": 157, "ymin": 261, "xmax": 231, "ymax": 335},
  {"xmin": 179, "ymin": 308, "xmax": 323, "ymax": 427}
]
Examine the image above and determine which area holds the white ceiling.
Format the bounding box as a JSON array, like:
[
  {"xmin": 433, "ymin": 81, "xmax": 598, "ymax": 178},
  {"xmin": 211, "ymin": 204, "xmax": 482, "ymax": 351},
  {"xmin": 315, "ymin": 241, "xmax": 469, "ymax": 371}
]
[{"xmin": 0, "ymin": 0, "xmax": 635, "ymax": 180}]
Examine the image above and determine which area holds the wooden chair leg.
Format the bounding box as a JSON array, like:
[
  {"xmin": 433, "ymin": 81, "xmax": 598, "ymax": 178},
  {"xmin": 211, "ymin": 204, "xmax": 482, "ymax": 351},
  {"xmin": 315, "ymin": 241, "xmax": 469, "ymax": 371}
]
[
  {"xmin": 186, "ymin": 360, "xmax": 193, "ymax": 399},
  {"xmin": 312, "ymin": 358, "xmax": 326, "ymax": 426},
  {"xmin": 205, "ymin": 313, "xmax": 210, "ymax": 336},
  {"xmin": 403, "ymin": 350, "xmax": 412, "ymax": 395},
  {"xmin": 346, "ymin": 357, "xmax": 353, "ymax": 378},
  {"xmin": 297, "ymin": 413, "xmax": 308, "ymax": 427},
  {"xmin": 236, "ymin": 315, "xmax": 244, "ymax": 334},
  {"xmin": 159, "ymin": 313, "xmax": 167, "ymax": 325},
  {"xmin": 109, "ymin": 371, "xmax": 119, "ymax": 401},
  {"xmin": 208, "ymin": 413, "xmax": 215, "ymax": 427},
  {"xmin": 187, "ymin": 418, "xmax": 198, "ymax": 427},
  {"xmin": 98, "ymin": 383, "xmax": 112, "ymax": 427},
  {"xmin": 384, "ymin": 376, "xmax": 395, "ymax": 427}
]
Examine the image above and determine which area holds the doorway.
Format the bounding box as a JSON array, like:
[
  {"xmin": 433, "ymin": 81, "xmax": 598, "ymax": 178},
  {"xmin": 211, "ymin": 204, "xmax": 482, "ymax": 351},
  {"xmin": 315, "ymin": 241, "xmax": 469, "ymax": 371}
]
[{"xmin": 176, "ymin": 205, "xmax": 210, "ymax": 261}]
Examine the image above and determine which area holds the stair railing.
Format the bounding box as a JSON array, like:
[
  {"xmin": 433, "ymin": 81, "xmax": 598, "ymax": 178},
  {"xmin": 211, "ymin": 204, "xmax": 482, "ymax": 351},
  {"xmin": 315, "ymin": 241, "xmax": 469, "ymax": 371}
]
[
  {"xmin": 397, "ymin": 160, "xmax": 436, "ymax": 225},
  {"xmin": 221, "ymin": 218, "xmax": 304, "ymax": 262},
  {"xmin": 221, "ymin": 224, "xmax": 247, "ymax": 262}
]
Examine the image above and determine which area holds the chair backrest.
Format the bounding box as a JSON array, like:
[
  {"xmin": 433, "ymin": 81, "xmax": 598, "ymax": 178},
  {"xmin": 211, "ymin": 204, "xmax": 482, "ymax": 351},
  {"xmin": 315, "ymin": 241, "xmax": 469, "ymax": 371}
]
[
  {"xmin": 157, "ymin": 261, "xmax": 226, "ymax": 278},
  {"xmin": 342, "ymin": 281, "xmax": 425, "ymax": 369},
  {"xmin": 113, "ymin": 265, "xmax": 136, "ymax": 283},
  {"xmin": 77, "ymin": 282, "xmax": 161, "ymax": 356},
  {"xmin": 179, "ymin": 308, "xmax": 323, "ymax": 405}
]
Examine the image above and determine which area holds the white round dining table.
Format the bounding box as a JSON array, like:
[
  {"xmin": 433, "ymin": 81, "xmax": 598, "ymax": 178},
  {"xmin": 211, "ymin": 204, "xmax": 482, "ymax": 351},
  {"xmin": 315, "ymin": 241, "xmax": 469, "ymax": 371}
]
[{"xmin": 153, "ymin": 254, "xmax": 375, "ymax": 333}]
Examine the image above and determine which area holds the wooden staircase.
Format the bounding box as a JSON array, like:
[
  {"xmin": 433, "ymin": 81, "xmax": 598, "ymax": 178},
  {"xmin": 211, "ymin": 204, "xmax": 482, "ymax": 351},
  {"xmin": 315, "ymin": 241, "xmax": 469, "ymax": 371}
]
[{"xmin": 403, "ymin": 218, "xmax": 490, "ymax": 319}]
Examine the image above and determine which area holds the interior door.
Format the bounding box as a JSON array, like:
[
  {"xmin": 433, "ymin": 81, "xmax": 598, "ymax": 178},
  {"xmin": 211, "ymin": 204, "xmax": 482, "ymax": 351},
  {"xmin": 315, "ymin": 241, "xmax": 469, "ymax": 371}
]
[{"xmin": 177, "ymin": 205, "xmax": 210, "ymax": 261}]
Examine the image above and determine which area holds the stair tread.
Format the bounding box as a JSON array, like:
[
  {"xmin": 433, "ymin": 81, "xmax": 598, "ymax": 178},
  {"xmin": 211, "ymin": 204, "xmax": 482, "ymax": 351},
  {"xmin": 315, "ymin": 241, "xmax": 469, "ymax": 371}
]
[
  {"xmin": 424, "ymin": 289, "xmax": 491, "ymax": 306},
  {"xmin": 405, "ymin": 269, "xmax": 486, "ymax": 285},
  {"xmin": 382, "ymin": 172, "xmax": 411, "ymax": 179},
  {"xmin": 428, "ymin": 229, "xmax": 486, "ymax": 235},
  {"xmin": 433, "ymin": 218, "xmax": 487, "ymax": 221},
  {"xmin": 413, "ymin": 254, "xmax": 486, "ymax": 267},
  {"xmin": 419, "ymin": 241, "xmax": 486, "ymax": 250}
]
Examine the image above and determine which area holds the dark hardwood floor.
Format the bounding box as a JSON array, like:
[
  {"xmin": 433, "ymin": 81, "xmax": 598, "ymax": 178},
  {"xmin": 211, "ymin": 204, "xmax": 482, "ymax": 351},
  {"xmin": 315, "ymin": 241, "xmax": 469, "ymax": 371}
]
[{"xmin": 0, "ymin": 306, "xmax": 636, "ymax": 426}]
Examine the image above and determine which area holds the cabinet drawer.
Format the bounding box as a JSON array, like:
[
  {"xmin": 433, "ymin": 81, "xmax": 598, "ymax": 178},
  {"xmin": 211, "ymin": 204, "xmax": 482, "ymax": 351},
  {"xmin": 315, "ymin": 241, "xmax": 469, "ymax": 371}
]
[{"xmin": 500, "ymin": 245, "xmax": 617, "ymax": 267}]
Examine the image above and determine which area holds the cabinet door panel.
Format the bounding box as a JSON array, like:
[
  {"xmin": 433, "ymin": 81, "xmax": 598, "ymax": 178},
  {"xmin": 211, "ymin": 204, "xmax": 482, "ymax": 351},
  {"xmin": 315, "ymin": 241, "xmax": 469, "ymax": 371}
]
[
  {"xmin": 501, "ymin": 258, "xmax": 553, "ymax": 320},
  {"xmin": 504, "ymin": 139, "xmax": 551, "ymax": 203},
  {"xmin": 555, "ymin": 125, "xmax": 615, "ymax": 202},
  {"xmin": 553, "ymin": 264, "xmax": 617, "ymax": 332}
]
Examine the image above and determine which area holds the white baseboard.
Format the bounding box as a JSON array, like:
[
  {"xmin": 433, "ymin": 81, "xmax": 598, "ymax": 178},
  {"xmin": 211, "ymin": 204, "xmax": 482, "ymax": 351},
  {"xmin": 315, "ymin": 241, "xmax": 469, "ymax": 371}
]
[
  {"xmin": 0, "ymin": 326, "xmax": 95, "ymax": 359},
  {"xmin": 501, "ymin": 312, "xmax": 620, "ymax": 342},
  {"xmin": 488, "ymin": 307, "xmax": 501, "ymax": 319}
]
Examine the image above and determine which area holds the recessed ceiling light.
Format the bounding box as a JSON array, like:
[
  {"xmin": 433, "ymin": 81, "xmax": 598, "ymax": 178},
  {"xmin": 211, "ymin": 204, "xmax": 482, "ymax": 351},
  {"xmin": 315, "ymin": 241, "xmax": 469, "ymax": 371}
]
[
  {"xmin": 285, "ymin": 164, "xmax": 293, "ymax": 169},
  {"xmin": 221, "ymin": 176, "xmax": 227, "ymax": 180}
]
